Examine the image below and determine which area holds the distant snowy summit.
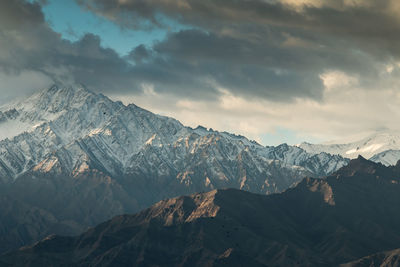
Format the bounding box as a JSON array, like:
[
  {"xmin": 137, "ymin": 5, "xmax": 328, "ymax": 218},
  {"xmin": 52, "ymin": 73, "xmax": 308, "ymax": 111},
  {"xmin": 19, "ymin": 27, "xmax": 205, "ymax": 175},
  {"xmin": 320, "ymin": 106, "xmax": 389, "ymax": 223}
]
[{"xmin": 298, "ymin": 132, "xmax": 400, "ymax": 166}]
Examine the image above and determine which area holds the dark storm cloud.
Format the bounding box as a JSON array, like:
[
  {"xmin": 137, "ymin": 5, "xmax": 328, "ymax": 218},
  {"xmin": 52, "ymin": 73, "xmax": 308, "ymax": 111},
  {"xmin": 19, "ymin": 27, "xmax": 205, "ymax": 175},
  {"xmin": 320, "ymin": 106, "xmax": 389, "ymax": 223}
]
[
  {"xmin": 0, "ymin": 0, "xmax": 219, "ymax": 100},
  {"xmin": 124, "ymin": 25, "xmax": 381, "ymax": 100},
  {"xmin": 2, "ymin": 0, "xmax": 400, "ymax": 102},
  {"xmin": 76, "ymin": 0, "xmax": 400, "ymax": 46},
  {"xmin": 0, "ymin": 0, "xmax": 324, "ymax": 101},
  {"xmin": 0, "ymin": 0, "xmax": 136, "ymax": 96},
  {"xmin": 0, "ymin": 0, "xmax": 44, "ymax": 29},
  {"xmin": 75, "ymin": 0, "xmax": 400, "ymax": 99},
  {"xmin": 82, "ymin": 0, "xmax": 400, "ymax": 62},
  {"xmin": 127, "ymin": 44, "xmax": 150, "ymax": 63},
  {"xmin": 130, "ymin": 29, "xmax": 328, "ymax": 100}
]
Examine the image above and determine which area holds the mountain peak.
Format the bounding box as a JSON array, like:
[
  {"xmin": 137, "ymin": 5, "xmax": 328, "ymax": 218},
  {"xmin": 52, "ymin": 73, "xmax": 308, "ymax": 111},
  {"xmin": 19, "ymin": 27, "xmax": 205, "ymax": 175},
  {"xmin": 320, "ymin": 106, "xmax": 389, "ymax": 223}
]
[
  {"xmin": 0, "ymin": 83, "xmax": 111, "ymax": 142},
  {"xmin": 349, "ymin": 154, "xmax": 378, "ymax": 166},
  {"xmin": 356, "ymin": 154, "xmax": 367, "ymax": 161},
  {"xmin": 21, "ymin": 83, "xmax": 99, "ymax": 114},
  {"xmin": 329, "ymin": 154, "xmax": 391, "ymax": 180},
  {"xmin": 343, "ymin": 155, "xmax": 379, "ymax": 170}
]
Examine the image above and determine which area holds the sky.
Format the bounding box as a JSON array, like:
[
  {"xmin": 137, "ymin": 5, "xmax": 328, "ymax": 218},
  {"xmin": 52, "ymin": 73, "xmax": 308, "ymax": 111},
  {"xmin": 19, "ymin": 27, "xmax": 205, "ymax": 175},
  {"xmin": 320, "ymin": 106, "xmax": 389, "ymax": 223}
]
[
  {"xmin": 1, "ymin": 0, "xmax": 400, "ymax": 145},
  {"xmin": 40, "ymin": 0, "xmax": 187, "ymax": 55}
]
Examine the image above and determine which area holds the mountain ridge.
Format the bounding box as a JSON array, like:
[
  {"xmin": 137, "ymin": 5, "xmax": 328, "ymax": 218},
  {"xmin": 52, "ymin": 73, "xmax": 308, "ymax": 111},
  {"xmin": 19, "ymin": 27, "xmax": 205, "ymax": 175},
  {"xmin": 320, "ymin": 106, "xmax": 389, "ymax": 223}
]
[{"xmin": 3, "ymin": 157, "xmax": 400, "ymax": 266}]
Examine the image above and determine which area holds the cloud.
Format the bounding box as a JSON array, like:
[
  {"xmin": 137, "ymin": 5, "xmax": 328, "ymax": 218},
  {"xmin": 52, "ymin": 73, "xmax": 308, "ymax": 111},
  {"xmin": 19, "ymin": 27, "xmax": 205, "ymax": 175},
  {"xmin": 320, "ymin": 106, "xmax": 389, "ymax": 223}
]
[
  {"xmin": 3, "ymin": 0, "xmax": 400, "ymax": 142},
  {"xmin": 122, "ymin": 29, "xmax": 326, "ymax": 101},
  {"xmin": 0, "ymin": 70, "xmax": 52, "ymax": 104},
  {"xmin": 75, "ymin": 0, "xmax": 400, "ymax": 101},
  {"xmin": 77, "ymin": 0, "xmax": 400, "ymax": 41},
  {"xmin": 0, "ymin": 0, "xmax": 138, "ymax": 99},
  {"xmin": 1, "ymin": 0, "xmax": 325, "ymax": 102},
  {"xmin": 110, "ymin": 74, "xmax": 400, "ymax": 144},
  {"xmin": 2, "ymin": 0, "xmax": 398, "ymax": 103}
]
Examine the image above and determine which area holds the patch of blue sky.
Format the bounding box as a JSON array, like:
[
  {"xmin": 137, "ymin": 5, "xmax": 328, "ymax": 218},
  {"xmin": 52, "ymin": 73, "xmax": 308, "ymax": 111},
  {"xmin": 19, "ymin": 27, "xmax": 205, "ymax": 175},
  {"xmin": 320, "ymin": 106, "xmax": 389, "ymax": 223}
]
[
  {"xmin": 39, "ymin": 0, "xmax": 190, "ymax": 56},
  {"xmin": 261, "ymin": 127, "xmax": 322, "ymax": 146}
]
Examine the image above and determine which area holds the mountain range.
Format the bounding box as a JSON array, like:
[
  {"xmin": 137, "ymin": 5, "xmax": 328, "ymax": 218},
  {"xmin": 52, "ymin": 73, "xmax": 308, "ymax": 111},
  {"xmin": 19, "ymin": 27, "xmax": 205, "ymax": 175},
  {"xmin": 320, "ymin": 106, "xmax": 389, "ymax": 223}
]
[
  {"xmin": 299, "ymin": 132, "xmax": 400, "ymax": 166},
  {"xmin": 0, "ymin": 84, "xmax": 349, "ymax": 253},
  {"xmin": 0, "ymin": 85, "xmax": 348, "ymax": 183},
  {"xmin": 2, "ymin": 157, "xmax": 400, "ymax": 266},
  {"xmin": 2, "ymin": 85, "xmax": 400, "ymax": 265}
]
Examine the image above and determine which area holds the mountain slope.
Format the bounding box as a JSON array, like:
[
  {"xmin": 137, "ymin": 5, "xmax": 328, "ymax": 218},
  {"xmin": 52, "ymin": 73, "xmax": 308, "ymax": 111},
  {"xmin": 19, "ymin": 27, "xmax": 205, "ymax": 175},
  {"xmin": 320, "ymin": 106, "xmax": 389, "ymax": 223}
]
[{"xmin": 3, "ymin": 157, "xmax": 400, "ymax": 266}]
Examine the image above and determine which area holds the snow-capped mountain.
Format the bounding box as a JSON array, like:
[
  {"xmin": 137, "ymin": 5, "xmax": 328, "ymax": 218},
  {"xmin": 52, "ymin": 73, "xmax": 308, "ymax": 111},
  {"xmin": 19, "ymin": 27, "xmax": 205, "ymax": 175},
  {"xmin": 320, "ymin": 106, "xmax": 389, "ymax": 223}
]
[
  {"xmin": 0, "ymin": 84, "xmax": 351, "ymax": 253},
  {"xmin": 298, "ymin": 132, "xmax": 400, "ymax": 165},
  {"xmin": 0, "ymin": 84, "xmax": 348, "ymax": 186}
]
